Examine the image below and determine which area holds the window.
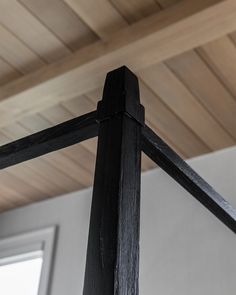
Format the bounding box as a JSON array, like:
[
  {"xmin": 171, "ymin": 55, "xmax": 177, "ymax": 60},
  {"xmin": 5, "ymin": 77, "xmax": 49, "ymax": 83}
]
[
  {"xmin": 0, "ymin": 251, "xmax": 43, "ymax": 295},
  {"xmin": 0, "ymin": 227, "xmax": 56, "ymax": 295}
]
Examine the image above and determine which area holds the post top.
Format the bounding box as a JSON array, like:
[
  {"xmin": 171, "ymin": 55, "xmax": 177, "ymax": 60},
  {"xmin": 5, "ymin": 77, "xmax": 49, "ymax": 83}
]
[
  {"xmin": 97, "ymin": 66, "xmax": 144, "ymax": 125},
  {"xmin": 102, "ymin": 66, "xmax": 140, "ymax": 103}
]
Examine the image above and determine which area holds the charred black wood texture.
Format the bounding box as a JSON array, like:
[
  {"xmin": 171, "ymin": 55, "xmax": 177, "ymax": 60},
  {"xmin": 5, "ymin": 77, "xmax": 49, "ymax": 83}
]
[
  {"xmin": 0, "ymin": 111, "xmax": 98, "ymax": 169},
  {"xmin": 142, "ymin": 125, "xmax": 236, "ymax": 233},
  {"xmin": 83, "ymin": 66, "xmax": 144, "ymax": 295}
]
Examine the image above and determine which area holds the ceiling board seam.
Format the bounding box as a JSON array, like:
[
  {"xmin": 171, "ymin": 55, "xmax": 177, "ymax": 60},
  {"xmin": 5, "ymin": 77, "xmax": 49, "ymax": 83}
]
[
  {"xmin": 5, "ymin": 160, "xmax": 64, "ymax": 198},
  {"xmin": 64, "ymin": 0, "xmax": 128, "ymax": 39},
  {"xmin": 222, "ymin": 34, "xmax": 236, "ymax": 101},
  {"xmin": 194, "ymin": 47, "xmax": 236, "ymax": 103},
  {"xmin": 0, "ymin": 20, "xmax": 48, "ymax": 65},
  {"xmin": 0, "ymin": 172, "xmax": 34, "ymax": 201},
  {"xmin": 36, "ymin": 110, "xmax": 95, "ymax": 175},
  {"xmin": 3, "ymin": 169, "xmax": 47, "ymax": 201},
  {"xmin": 18, "ymin": 115, "xmax": 90, "ymax": 180},
  {"xmin": 5, "ymin": 168, "xmax": 52, "ymax": 199},
  {"xmin": 83, "ymin": 94, "xmax": 100, "ymax": 108},
  {"xmin": 164, "ymin": 59, "xmax": 236, "ymax": 142},
  {"xmin": 58, "ymin": 103, "xmax": 97, "ymax": 159},
  {"xmin": 154, "ymin": 1, "xmax": 162, "ymax": 10},
  {"xmin": 0, "ymin": 173, "xmax": 30, "ymax": 202},
  {"xmin": 0, "ymin": 184, "xmax": 27, "ymax": 204},
  {"xmin": 17, "ymin": 0, "xmax": 74, "ymax": 53},
  {"xmin": 146, "ymin": 117, "xmax": 188, "ymax": 158},
  {"xmin": 196, "ymin": 45, "xmax": 236, "ymax": 103},
  {"xmin": 61, "ymin": 0, "xmax": 102, "ymax": 40},
  {"xmin": 4, "ymin": 121, "xmax": 85, "ymax": 188},
  {"xmin": 0, "ymin": 125, "xmax": 69, "ymax": 189},
  {"xmin": 141, "ymin": 79, "xmax": 211, "ymax": 154},
  {"xmin": 0, "ymin": 127, "xmax": 86, "ymax": 199},
  {"xmin": 109, "ymin": 0, "xmax": 162, "ymax": 24},
  {"xmin": 156, "ymin": 0, "xmax": 179, "ymax": 9},
  {"xmin": 228, "ymin": 32, "xmax": 236, "ymax": 47},
  {"xmin": 0, "ymin": 56, "xmax": 22, "ymax": 76},
  {"xmin": 108, "ymin": 1, "xmax": 133, "ymax": 25}
]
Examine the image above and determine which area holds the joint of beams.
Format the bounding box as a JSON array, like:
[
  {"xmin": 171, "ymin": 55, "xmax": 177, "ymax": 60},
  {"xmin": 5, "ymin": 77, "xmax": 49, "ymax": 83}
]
[{"xmin": 96, "ymin": 66, "xmax": 145, "ymax": 126}]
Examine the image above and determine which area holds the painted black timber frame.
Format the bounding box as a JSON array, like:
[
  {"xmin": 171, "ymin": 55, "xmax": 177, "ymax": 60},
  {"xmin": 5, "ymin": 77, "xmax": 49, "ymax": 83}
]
[{"xmin": 0, "ymin": 66, "xmax": 236, "ymax": 294}]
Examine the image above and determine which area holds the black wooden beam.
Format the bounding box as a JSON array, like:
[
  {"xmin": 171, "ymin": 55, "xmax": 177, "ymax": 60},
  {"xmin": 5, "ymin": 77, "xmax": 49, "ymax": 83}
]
[
  {"xmin": 0, "ymin": 111, "xmax": 98, "ymax": 169},
  {"xmin": 142, "ymin": 125, "xmax": 236, "ymax": 233},
  {"xmin": 83, "ymin": 66, "xmax": 144, "ymax": 295}
]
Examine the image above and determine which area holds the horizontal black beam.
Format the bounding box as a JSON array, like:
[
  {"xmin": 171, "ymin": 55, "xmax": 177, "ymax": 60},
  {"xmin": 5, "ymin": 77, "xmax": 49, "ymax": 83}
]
[
  {"xmin": 142, "ymin": 125, "xmax": 236, "ymax": 234},
  {"xmin": 0, "ymin": 111, "xmax": 98, "ymax": 169}
]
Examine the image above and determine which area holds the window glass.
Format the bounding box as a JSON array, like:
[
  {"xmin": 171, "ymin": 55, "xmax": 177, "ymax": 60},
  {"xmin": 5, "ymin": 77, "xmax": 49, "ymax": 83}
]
[{"xmin": 0, "ymin": 252, "xmax": 43, "ymax": 295}]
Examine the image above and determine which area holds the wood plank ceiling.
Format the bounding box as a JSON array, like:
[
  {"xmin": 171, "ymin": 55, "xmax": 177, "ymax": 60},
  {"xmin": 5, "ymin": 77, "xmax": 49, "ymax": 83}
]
[{"xmin": 0, "ymin": 0, "xmax": 235, "ymax": 211}]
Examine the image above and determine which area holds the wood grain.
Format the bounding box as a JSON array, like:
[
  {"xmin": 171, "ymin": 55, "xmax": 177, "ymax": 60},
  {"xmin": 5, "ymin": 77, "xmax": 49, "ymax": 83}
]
[
  {"xmin": 166, "ymin": 50, "xmax": 236, "ymax": 140},
  {"xmin": 0, "ymin": 24, "xmax": 44, "ymax": 73},
  {"xmin": 139, "ymin": 81, "xmax": 210, "ymax": 157},
  {"xmin": 157, "ymin": 0, "xmax": 180, "ymax": 8},
  {"xmin": 39, "ymin": 105, "xmax": 96, "ymax": 179},
  {"xmin": 1, "ymin": 123, "xmax": 85, "ymax": 191},
  {"xmin": 64, "ymin": 0, "xmax": 127, "ymax": 39},
  {"xmin": 139, "ymin": 63, "xmax": 235, "ymax": 150},
  {"xmin": 0, "ymin": 0, "xmax": 234, "ymax": 126},
  {"xmin": 198, "ymin": 36, "xmax": 236, "ymax": 99},
  {"xmin": 20, "ymin": 0, "xmax": 97, "ymax": 50},
  {"xmin": 0, "ymin": 58, "xmax": 21, "ymax": 86},
  {"xmin": 110, "ymin": 0, "xmax": 160, "ymax": 23},
  {"xmin": 0, "ymin": 0, "xmax": 71, "ymax": 62}
]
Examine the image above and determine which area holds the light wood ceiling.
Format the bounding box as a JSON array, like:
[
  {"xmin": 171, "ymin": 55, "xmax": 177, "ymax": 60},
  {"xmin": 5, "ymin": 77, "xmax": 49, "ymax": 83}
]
[{"xmin": 0, "ymin": 0, "xmax": 235, "ymax": 212}]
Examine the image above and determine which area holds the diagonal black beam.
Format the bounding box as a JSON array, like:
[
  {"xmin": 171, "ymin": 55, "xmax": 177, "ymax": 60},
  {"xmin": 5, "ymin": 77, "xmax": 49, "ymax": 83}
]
[
  {"xmin": 0, "ymin": 111, "xmax": 98, "ymax": 169},
  {"xmin": 142, "ymin": 124, "xmax": 236, "ymax": 234}
]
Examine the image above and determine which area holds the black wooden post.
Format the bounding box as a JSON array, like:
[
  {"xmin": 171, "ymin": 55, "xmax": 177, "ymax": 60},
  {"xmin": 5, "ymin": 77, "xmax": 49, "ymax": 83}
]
[{"xmin": 83, "ymin": 66, "xmax": 144, "ymax": 295}]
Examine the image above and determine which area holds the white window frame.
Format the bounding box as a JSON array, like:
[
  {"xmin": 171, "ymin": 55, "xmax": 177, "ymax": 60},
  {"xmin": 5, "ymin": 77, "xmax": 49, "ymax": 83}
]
[{"xmin": 0, "ymin": 226, "xmax": 56, "ymax": 295}]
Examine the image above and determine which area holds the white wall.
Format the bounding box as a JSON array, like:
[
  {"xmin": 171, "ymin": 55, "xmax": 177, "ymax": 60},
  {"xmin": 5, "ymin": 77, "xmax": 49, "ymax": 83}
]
[
  {"xmin": 140, "ymin": 146, "xmax": 236, "ymax": 294},
  {"xmin": 0, "ymin": 146, "xmax": 235, "ymax": 294}
]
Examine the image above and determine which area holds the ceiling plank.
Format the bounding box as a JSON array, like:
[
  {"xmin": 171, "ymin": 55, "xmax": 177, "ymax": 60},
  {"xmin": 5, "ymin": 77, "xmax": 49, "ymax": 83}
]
[
  {"xmin": 19, "ymin": 0, "xmax": 98, "ymax": 51},
  {"xmin": 198, "ymin": 36, "xmax": 236, "ymax": 99},
  {"xmin": 0, "ymin": 0, "xmax": 235, "ymax": 126},
  {"xmin": 0, "ymin": 146, "xmax": 53, "ymax": 205},
  {"xmin": 0, "ymin": 171, "xmax": 40, "ymax": 202},
  {"xmin": 0, "ymin": 0, "xmax": 71, "ymax": 63},
  {"xmin": 0, "ymin": 24, "xmax": 44, "ymax": 73},
  {"xmin": 20, "ymin": 114, "xmax": 94, "ymax": 187},
  {"xmin": 139, "ymin": 82, "xmax": 210, "ymax": 157},
  {"xmin": 40, "ymin": 105, "xmax": 96, "ymax": 176},
  {"xmin": 62, "ymin": 95, "xmax": 96, "ymax": 117},
  {"xmin": 6, "ymin": 164, "xmax": 56, "ymax": 198},
  {"xmin": 0, "ymin": 131, "xmax": 52, "ymax": 206},
  {"xmin": 0, "ymin": 184, "xmax": 23, "ymax": 211},
  {"xmin": 110, "ymin": 0, "xmax": 160, "ymax": 23},
  {"xmin": 166, "ymin": 50, "xmax": 236, "ymax": 140},
  {"xmin": 0, "ymin": 58, "xmax": 21, "ymax": 86},
  {"xmin": 61, "ymin": 95, "xmax": 98, "ymax": 155},
  {"xmin": 1, "ymin": 123, "xmax": 86, "ymax": 190},
  {"xmin": 157, "ymin": 0, "xmax": 180, "ymax": 8},
  {"xmin": 64, "ymin": 0, "xmax": 127, "ymax": 39},
  {"xmin": 139, "ymin": 63, "xmax": 235, "ymax": 150}
]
